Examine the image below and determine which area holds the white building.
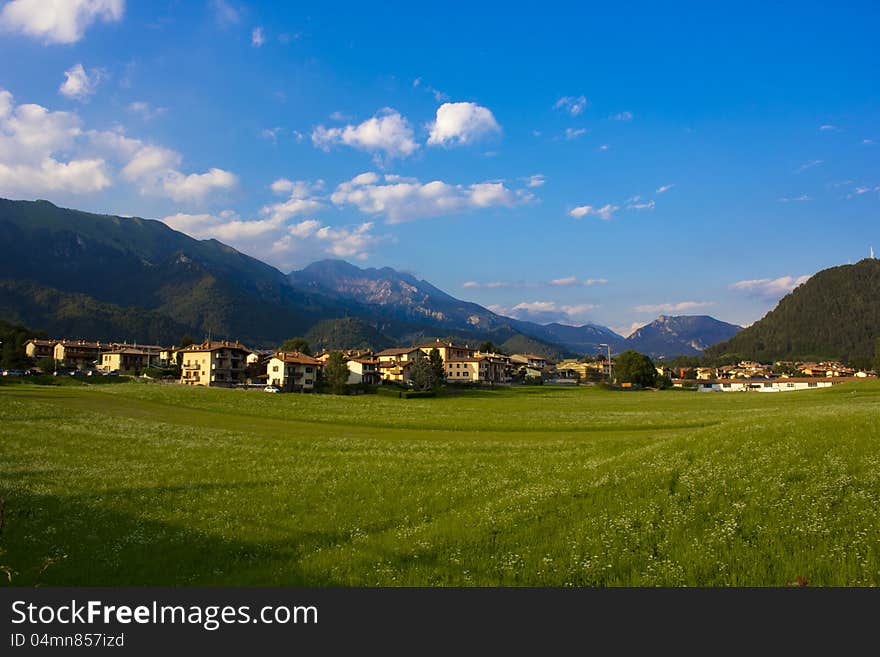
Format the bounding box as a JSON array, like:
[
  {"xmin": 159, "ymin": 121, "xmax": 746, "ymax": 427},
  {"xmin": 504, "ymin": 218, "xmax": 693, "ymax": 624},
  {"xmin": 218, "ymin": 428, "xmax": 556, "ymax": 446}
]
[{"xmin": 697, "ymin": 377, "xmax": 845, "ymax": 392}]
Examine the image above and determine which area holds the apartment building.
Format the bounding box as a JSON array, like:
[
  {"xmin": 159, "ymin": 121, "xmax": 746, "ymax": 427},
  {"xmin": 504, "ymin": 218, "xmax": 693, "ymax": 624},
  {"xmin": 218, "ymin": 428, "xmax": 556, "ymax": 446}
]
[
  {"xmin": 267, "ymin": 351, "xmax": 321, "ymax": 391},
  {"xmin": 179, "ymin": 340, "xmax": 251, "ymax": 387}
]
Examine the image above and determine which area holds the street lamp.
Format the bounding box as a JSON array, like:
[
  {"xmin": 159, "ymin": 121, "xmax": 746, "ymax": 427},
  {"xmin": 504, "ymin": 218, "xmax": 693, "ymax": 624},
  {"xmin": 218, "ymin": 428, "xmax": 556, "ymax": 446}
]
[{"xmin": 598, "ymin": 343, "xmax": 612, "ymax": 384}]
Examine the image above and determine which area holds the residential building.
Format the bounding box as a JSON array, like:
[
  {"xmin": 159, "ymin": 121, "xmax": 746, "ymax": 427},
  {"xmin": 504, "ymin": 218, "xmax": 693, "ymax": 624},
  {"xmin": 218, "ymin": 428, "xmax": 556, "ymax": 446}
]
[
  {"xmin": 53, "ymin": 340, "xmax": 109, "ymax": 369},
  {"xmin": 417, "ymin": 340, "xmax": 476, "ymax": 363},
  {"xmin": 179, "ymin": 340, "xmax": 251, "ymax": 387},
  {"xmin": 510, "ymin": 353, "xmax": 550, "ymax": 369},
  {"xmin": 697, "ymin": 377, "xmax": 845, "ymax": 392},
  {"xmin": 25, "ymin": 339, "xmax": 58, "ymax": 361},
  {"xmin": 100, "ymin": 348, "xmax": 151, "ymax": 372},
  {"xmin": 347, "ymin": 357, "xmax": 381, "ymax": 385},
  {"xmin": 376, "ymin": 347, "xmax": 425, "ymax": 383},
  {"xmin": 267, "ymin": 351, "xmax": 321, "ymax": 391}
]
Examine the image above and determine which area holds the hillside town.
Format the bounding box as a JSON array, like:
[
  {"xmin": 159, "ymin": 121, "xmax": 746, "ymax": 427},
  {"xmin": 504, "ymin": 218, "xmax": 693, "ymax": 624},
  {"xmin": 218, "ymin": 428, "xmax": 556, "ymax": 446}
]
[{"xmin": 6, "ymin": 336, "xmax": 875, "ymax": 393}]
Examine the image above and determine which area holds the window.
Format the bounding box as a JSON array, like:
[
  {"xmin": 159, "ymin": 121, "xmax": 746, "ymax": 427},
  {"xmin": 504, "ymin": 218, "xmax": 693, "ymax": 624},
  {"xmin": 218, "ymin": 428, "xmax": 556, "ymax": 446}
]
[
  {"xmin": 722, "ymin": 383, "xmax": 731, "ymax": 388},
  {"xmin": 272, "ymin": 365, "xmax": 279, "ymax": 372},
  {"xmin": 305, "ymin": 379, "xmax": 312, "ymax": 385},
  {"xmin": 808, "ymin": 382, "xmax": 817, "ymax": 388},
  {"xmin": 787, "ymin": 383, "xmax": 795, "ymax": 388},
  {"xmin": 306, "ymin": 367, "xmax": 313, "ymax": 373}
]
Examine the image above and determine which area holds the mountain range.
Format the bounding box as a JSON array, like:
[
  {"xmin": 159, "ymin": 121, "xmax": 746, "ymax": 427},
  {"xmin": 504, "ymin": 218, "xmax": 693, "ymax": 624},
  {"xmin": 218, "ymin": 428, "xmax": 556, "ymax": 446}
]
[{"xmin": 0, "ymin": 198, "xmax": 743, "ymax": 358}]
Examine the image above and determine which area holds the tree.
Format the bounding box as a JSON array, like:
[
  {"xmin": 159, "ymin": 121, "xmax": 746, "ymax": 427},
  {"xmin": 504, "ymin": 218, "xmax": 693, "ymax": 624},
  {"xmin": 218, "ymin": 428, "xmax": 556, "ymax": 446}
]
[
  {"xmin": 324, "ymin": 351, "xmax": 350, "ymax": 393},
  {"xmin": 36, "ymin": 357, "xmax": 56, "ymax": 373},
  {"xmin": 478, "ymin": 341, "xmax": 499, "ymax": 353},
  {"xmin": 408, "ymin": 356, "xmax": 436, "ymax": 391},
  {"xmin": 279, "ymin": 337, "xmax": 311, "ymax": 355},
  {"xmin": 0, "ymin": 320, "xmax": 39, "ymax": 370},
  {"xmin": 428, "ymin": 347, "xmax": 445, "ymax": 384},
  {"xmin": 179, "ymin": 334, "xmax": 195, "ymax": 348},
  {"xmin": 874, "ymin": 337, "xmax": 880, "ymax": 373},
  {"xmin": 614, "ymin": 349, "xmax": 657, "ymax": 388}
]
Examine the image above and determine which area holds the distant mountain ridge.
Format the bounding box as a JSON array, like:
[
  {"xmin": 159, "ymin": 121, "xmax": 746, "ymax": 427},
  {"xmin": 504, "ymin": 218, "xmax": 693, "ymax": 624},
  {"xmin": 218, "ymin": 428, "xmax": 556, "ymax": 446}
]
[
  {"xmin": 288, "ymin": 259, "xmax": 628, "ymax": 354},
  {"xmin": 0, "ymin": 198, "xmax": 745, "ymax": 358},
  {"xmin": 626, "ymin": 315, "xmax": 742, "ymax": 358}
]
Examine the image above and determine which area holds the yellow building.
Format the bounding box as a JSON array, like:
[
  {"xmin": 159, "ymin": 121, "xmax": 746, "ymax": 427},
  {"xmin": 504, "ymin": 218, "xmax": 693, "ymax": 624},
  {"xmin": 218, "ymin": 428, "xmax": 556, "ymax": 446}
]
[
  {"xmin": 25, "ymin": 339, "xmax": 58, "ymax": 361},
  {"xmin": 267, "ymin": 351, "xmax": 321, "ymax": 391},
  {"xmin": 53, "ymin": 340, "xmax": 109, "ymax": 369},
  {"xmin": 179, "ymin": 341, "xmax": 251, "ymax": 387},
  {"xmin": 417, "ymin": 340, "xmax": 475, "ymax": 362},
  {"xmin": 100, "ymin": 348, "xmax": 151, "ymax": 372}
]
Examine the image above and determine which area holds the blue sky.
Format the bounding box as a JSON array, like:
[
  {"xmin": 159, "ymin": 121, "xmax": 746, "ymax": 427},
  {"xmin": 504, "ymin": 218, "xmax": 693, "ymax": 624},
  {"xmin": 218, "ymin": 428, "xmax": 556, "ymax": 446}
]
[{"xmin": 0, "ymin": 0, "xmax": 877, "ymax": 335}]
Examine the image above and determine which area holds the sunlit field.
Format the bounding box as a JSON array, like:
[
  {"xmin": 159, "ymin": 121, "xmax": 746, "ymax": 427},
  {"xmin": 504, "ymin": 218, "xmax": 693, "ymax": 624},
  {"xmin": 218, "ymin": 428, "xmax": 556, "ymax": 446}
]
[{"xmin": 1, "ymin": 380, "xmax": 879, "ymax": 586}]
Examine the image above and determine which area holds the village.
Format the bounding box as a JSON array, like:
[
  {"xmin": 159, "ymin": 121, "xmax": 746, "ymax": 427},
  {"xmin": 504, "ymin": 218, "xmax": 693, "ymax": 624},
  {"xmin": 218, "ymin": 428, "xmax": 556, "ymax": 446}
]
[{"xmin": 7, "ymin": 337, "xmax": 876, "ymax": 393}]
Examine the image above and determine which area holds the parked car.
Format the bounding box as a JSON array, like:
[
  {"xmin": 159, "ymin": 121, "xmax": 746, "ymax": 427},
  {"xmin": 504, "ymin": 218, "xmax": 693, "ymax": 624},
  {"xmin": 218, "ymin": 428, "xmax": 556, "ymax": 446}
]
[
  {"xmin": 263, "ymin": 385, "xmax": 280, "ymax": 393},
  {"xmin": 2, "ymin": 369, "xmax": 25, "ymax": 376}
]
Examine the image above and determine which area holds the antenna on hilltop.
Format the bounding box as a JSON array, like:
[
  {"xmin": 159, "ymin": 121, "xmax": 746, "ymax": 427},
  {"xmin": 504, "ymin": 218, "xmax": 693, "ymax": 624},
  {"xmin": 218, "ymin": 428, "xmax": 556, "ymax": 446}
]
[{"xmin": 872, "ymin": 245, "xmax": 875, "ymax": 259}]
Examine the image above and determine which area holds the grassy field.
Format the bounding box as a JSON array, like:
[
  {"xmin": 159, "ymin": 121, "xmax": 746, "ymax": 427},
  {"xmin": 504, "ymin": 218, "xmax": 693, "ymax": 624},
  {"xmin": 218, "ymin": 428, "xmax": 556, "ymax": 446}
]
[{"xmin": 1, "ymin": 380, "xmax": 879, "ymax": 586}]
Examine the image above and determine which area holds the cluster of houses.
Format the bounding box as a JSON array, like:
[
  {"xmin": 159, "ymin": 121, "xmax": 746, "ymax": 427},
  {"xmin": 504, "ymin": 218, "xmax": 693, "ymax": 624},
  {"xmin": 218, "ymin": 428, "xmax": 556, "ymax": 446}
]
[
  {"xmin": 22, "ymin": 337, "xmax": 572, "ymax": 392},
  {"xmin": 681, "ymin": 360, "xmax": 876, "ymax": 393},
  {"xmin": 22, "ymin": 338, "xmax": 876, "ymax": 393}
]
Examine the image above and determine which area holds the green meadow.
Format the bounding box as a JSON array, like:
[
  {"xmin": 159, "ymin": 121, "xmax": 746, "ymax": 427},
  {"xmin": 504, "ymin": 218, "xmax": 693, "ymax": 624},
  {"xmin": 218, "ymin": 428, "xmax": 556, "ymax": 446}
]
[{"xmin": 1, "ymin": 380, "xmax": 879, "ymax": 586}]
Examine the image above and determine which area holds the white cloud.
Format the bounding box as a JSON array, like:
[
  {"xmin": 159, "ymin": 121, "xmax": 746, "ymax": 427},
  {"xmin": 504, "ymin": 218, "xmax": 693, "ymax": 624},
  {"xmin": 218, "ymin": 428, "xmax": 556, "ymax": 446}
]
[
  {"xmin": 612, "ymin": 111, "xmax": 633, "ymax": 121},
  {"xmin": 162, "ymin": 207, "xmax": 385, "ymax": 270},
  {"xmin": 0, "ymin": 0, "xmax": 124, "ymax": 44},
  {"xmin": 59, "ymin": 63, "xmax": 104, "ymax": 100},
  {"xmin": 795, "ymin": 159, "xmax": 823, "ymax": 174},
  {"xmin": 127, "ymin": 101, "xmax": 166, "ymax": 120},
  {"xmin": 211, "ymin": 0, "xmax": 239, "ymax": 26},
  {"xmin": 778, "ymin": 195, "xmax": 812, "ymax": 202},
  {"xmin": 819, "ymin": 124, "xmax": 840, "ymax": 132},
  {"xmin": 524, "ymin": 174, "xmax": 545, "ymax": 188},
  {"xmin": 464, "ymin": 276, "xmax": 607, "ymax": 289},
  {"xmin": 626, "ymin": 199, "xmax": 655, "ymax": 210},
  {"xmin": 0, "ymin": 87, "xmax": 235, "ymax": 203},
  {"xmin": 426, "ymin": 102, "xmax": 501, "ymax": 147},
  {"xmin": 260, "ymin": 179, "xmax": 325, "ymax": 222},
  {"xmin": 0, "ymin": 157, "xmax": 110, "ymax": 195},
  {"xmin": 634, "ymin": 301, "xmax": 715, "ymax": 313},
  {"xmin": 331, "ymin": 172, "xmax": 531, "ymax": 224},
  {"xmin": 729, "ymin": 275, "xmax": 810, "ymax": 300},
  {"xmin": 161, "ymin": 168, "xmax": 237, "ymax": 203},
  {"xmin": 598, "ymin": 144, "xmax": 609, "ymax": 151},
  {"xmin": 488, "ymin": 300, "xmax": 599, "ymax": 324},
  {"xmin": 612, "ymin": 322, "xmax": 646, "ymax": 338},
  {"xmin": 569, "ymin": 204, "xmax": 618, "ymax": 220},
  {"xmin": 0, "ymin": 88, "xmax": 110, "ymax": 196},
  {"xmin": 554, "ymin": 95, "xmax": 587, "ymax": 116},
  {"xmin": 412, "ymin": 77, "xmax": 448, "ymax": 102},
  {"xmin": 108, "ymin": 135, "xmax": 236, "ymax": 203},
  {"xmin": 863, "ymin": 139, "xmax": 875, "ymax": 145},
  {"xmin": 312, "ymin": 109, "xmax": 418, "ymax": 162},
  {"xmin": 564, "ymin": 127, "xmax": 587, "ymax": 140},
  {"xmin": 251, "ymin": 26, "xmax": 265, "ymax": 46},
  {"xmin": 656, "ymin": 184, "xmax": 674, "ymax": 193}
]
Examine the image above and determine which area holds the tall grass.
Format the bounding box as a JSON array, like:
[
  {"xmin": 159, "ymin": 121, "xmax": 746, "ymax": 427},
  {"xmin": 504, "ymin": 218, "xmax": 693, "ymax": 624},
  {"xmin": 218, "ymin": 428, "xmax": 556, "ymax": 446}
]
[{"xmin": 1, "ymin": 382, "xmax": 878, "ymax": 586}]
